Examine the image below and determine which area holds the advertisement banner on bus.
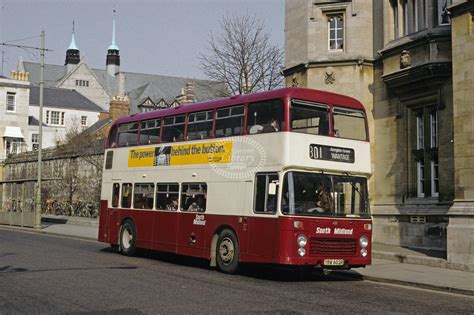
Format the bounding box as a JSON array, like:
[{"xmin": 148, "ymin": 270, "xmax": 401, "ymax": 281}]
[{"xmin": 127, "ymin": 141, "xmax": 233, "ymax": 168}]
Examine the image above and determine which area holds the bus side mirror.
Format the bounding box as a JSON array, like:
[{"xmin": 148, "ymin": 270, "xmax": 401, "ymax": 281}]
[{"xmin": 268, "ymin": 182, "xmax": 278, "ymax": 195}]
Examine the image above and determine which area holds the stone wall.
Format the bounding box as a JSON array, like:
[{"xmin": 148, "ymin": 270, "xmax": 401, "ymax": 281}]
[
  {"xmin": 447, "ymin": 1, "xmax": 474, "ymax": 270},
  {"xmin": 0, "ymin": 139, "xmax": 104, "ymax": 216}
]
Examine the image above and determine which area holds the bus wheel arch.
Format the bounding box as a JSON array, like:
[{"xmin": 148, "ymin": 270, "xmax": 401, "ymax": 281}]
[
  {"xmin": 214, "ymin": 227, "xmax": 240, "ymax": 274},
  {"xmin": 119, "ymin": 218, "xmax": 136, "ymax": 256}
]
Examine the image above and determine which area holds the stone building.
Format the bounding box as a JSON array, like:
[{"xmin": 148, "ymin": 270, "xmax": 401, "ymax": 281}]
[
  {"xmin": 0, "ymin": 74, "xmax": 30, "ymax": 161},
  {"xmin": 448, "ymin": 0, "xmax": 474, "ymax": 270},
  {"xmin": 283, "ymin": 0, "xmax": 473, "ymax": 270}
]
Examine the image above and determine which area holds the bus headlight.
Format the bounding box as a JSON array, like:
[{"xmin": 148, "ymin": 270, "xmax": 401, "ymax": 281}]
[
  {"xmin": 360, "ymin": 248, "xmax": 368, "ymax": 257},
  {"xmin": 359, "ymin": 236, "xmax": 369, "ymax": 248},
  {"xmin": 297, "ymin": 234, "xmax": 307, "ymax": 248},
  {"xmin": 298, "ymin": 247, "xmax": 306, "ymax": 257}
]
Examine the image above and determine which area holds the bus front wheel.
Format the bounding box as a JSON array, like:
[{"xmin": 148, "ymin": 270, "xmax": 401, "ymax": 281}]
[
  {"xmin": 216, "ymin": 229, "xmax": 239, "ymax": 274},
  {"xmin": 119, "ymin": 219, "xmax": 136, "ymax": 256}
]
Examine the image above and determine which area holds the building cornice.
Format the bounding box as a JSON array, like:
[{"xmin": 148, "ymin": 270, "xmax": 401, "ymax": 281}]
[
  {"xmin": 379, "ymin": 27, "xmax": 451, "ymax": 58},
  {"xmin": 449, "ymin": 1, "xmax": 474, "ymax": 18},
  {"xmin": 382, "ymin": 62, "xmax": 452, "ymax": 96},
  {"xmin": 282, "ymin": 58, "xmax": 375, "ymax": 76},
  {"xmin": 0, "ymin": 81, "xmax": 31, "ymax": 89}
]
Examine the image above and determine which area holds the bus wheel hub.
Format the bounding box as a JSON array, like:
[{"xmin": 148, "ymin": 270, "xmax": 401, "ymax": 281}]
[{"xmin": 219, "ymin": 237, "xmax": 234, "ymax": 263}]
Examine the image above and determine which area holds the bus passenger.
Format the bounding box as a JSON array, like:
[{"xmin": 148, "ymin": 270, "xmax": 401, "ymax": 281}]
[
  {"xmin": 167, "ymin": 196, "xmax": 178, "ymax": 211},
  {"xmin": 262, "ymin": 118, "xmax": 279, "ymax": 133}
]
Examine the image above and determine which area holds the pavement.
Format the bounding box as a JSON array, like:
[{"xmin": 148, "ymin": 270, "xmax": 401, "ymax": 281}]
[{"xmin": 1, "ymin": 215, "xmax": 473, "ymax": 296}]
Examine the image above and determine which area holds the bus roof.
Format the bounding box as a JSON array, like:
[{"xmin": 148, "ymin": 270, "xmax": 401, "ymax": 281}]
[{"xmin": 113, "ymin": 87, "xmax": 365, "ymax": 126}]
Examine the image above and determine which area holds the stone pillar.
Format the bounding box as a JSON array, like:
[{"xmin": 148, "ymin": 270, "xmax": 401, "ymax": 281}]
[{"xmin": 448, "ymin": 1, "xmax": 474, "ymax": 272}]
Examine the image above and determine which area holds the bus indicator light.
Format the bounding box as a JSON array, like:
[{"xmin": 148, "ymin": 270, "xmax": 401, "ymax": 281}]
[
  {"xmin": 293, "ymin": 221, "xmax": 304, "ymax": 229},
  {"xmin": 364, "ymin": 223, "xmax": 372, "ymax": 231}
]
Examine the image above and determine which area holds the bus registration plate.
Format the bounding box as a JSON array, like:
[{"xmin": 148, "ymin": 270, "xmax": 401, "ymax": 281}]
[{"xmin": 323, "ymin": 259, "xmax": 344, "ymax": 266}]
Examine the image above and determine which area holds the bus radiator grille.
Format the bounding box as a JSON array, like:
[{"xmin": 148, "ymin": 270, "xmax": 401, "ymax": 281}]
[{"xmin": 309, "ymin": 238, "xmax": 357, "ymax": 256}]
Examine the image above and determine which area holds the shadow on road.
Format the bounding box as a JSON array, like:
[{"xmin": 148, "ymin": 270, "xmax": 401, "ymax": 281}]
[{"xmin": 99, "ymin": 246, "xmax": 364, "ymax": 283}]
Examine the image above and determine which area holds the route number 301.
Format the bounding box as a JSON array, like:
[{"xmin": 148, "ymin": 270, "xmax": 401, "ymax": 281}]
[{"xmin": 309, "ymin": 144, "xmax": 323, "ymax": 160}]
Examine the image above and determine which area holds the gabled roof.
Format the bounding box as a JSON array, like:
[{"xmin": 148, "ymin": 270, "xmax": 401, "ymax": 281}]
[
  {"xmin": 29, "ymin": 86, "xmax": 103, "ymax": 112},
  {"xmin": 23, "ymin": 62, "xmax": 227, "ymax": 113}
]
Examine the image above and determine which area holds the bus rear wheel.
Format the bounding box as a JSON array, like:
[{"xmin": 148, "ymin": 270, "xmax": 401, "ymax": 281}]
[
  {"xmin": 119, "ymin": 219, "xmax": 136, "ymax": 256},
  {"xmin": 216, "ymin": 229, "xmax": 239, "ymax": 274}
]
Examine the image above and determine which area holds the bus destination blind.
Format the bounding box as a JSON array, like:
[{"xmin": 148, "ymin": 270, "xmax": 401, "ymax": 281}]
[{"xmin": 309, "ymin": 144, "xmax": 355, "ymax": 163}]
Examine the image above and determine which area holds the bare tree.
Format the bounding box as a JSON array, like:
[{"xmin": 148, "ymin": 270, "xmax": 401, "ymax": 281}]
[{"xmin": 200, "ymin": 13, "xmax": 284, "ymax": 96}]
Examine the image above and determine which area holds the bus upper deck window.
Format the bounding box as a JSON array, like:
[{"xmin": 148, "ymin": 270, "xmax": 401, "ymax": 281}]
[
  {"xmin": 139, "ymin": 119, "xmax": 161, "ymax": 145},
  {"xmin": 290, "ymin": 100, "xmax": 329, "ymax": 136},
  {"xmin": 333, "ymin": 107, "xmax": 367, "ymax": 141},
  {"xmin": 187, "ymin": 111, "xmax": 213, "ymax": 140},
  {"xmin": 118, "ymin": 122, "xmax": 139, "ymax": 147},
  {"xmin": 215, "ymin": 106, "xmax": 244, "ymax": 137},
  {"xmin": 247, "ymin": 99, "xmax": 284, "ymax": 134},
  {"xmin": 108, "ymin": 125, "xmax": 118, "ymax": 148},
  {"xmin": 162, "ymin": 115, "xmax": 185, "ymax": 142}
]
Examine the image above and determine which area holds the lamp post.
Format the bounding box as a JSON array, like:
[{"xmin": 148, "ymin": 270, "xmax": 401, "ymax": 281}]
[{"xmin": 34, "ymin": 30, "xmax": 45, "ymax": 229}]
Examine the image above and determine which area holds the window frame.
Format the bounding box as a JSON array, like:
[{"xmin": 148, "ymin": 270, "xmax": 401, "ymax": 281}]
[
  {"xmin": 332, "ymin": 107, "xmax": 368, "ymax": 141},
  {"xmin": 6, "ymin": 92, "xmax": 16, "ymax": 112},
  {"xmin": 155, "ymin": 183, "xmax": 180, "ymax": 211},
  {"xmin": 186, "ymin": 110, "xmax": 214, "ymax": 140},
  {"xmin": 112, "ymin": 183, "xmax": 120, "ymax": 208},
  {"xmin": 438, "ymin": 0, "xmax": 452, "ymax": 25},
  {"xmin": 253, "ymin": 172, "xmax": 279, "ymax": 215},
  {"xmin": 411, "ymin": 106, "xmax": 439, "ymax": 199},
  {"xmin": 327, "ymin": 13, "xmax": 345, "ymax": 51},
  {"xmin": 139, "ymin": 118, "xmax": 162, "ymax": 145},
  {"xmin": 133, "ymin": 183, "xmax": 155, "ymax": 210},
  {"xmin": 290, "ymin": 100, "xmax": 330, "ymax": 136},
  {"xmin": 117, "ymin": 122, "xmax": 139, "ymax": 147},
  {"xmin": 121, "ymin": 183, "xmax": 133, "ymax": 208},
  {"xmin": 180, "ymin": 183, "xmax": 207, "ymax": 212},
  {"xmin": 162, "ymin": 114, "xmax": 186, "ymax": 142},
  {"xmin": 214, "ymin": 105, "xmax": 245, "ymax": 137}
]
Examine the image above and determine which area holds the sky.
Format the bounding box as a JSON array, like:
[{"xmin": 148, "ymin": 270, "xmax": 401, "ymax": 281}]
[{"xmin": 0, "ymin": 0, "xmax": 285, "ymax": 80}]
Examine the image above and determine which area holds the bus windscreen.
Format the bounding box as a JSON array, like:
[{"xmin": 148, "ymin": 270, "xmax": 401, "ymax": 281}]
[{"xmin": 281, "ymin": 171, "xmax": 369, "ymax": 218}]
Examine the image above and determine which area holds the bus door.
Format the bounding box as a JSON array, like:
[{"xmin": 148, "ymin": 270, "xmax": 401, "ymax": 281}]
[
  {"xmin": 131, "ymin": 183, "xmax": 155, "ymax": 249},
  {"xmin": 247, "ymin": 173, "xmax": 279, "ymax": 261},
  {"xmin": 153, "ymin": 183, "xmax": 179, "ymax": 253},
  {"xmin": 176, "ymin": 183, "xmax": 208, "ymax": 257}
]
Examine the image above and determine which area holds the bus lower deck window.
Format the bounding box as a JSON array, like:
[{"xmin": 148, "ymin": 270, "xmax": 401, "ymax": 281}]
[
  {"xmin": 121, "ymin": 183, "xmax": 133, "ymax": 208},
  {"xmin": 112, "ymin": 183, "xmax": 120, "ymax": 207},
  {"xmin": 156, "ymin": 183, "xmax": 179, "ymax": 211},
  {"xmin": 133, "ymin": 183, "xmax": 154, "ymax": 209},
  {"xmin": 181, "ymin": 183, "xmax": 207, "ymax": 212}
]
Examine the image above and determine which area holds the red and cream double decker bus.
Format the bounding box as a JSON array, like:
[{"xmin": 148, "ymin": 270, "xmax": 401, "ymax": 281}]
[{"xmin": 98, "ymin": 87, "xmax": 372, "ymax": 274}]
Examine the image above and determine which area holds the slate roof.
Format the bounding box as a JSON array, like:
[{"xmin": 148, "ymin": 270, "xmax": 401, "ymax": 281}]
[
  {"xmin": 24, "ymin": 62, "xmax": 227, "ymax": 114},
  {"xmin": 29, "ymin": 86, "xmax": 103, "ymax": 112},
  {"xmin": 28, "ymin": 116, "xmax": 47, "ymax": 126},
  {"xmin": 83, "ymin": 117, "xmax": 112, "ymax": 136}
]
